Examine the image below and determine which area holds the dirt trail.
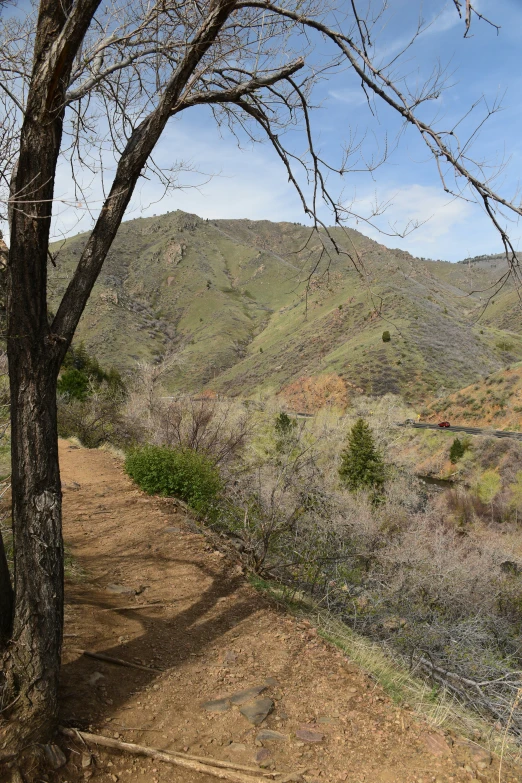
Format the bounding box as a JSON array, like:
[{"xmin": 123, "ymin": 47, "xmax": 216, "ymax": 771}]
[{"xmin": 57, "ymin": 440, "xmax": 517, "ymax": 783}]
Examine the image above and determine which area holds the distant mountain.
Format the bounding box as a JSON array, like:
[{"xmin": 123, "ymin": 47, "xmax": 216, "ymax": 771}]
[{"xmin": 48, "ymin": 211, "xmax": 522, "ymax": 402}]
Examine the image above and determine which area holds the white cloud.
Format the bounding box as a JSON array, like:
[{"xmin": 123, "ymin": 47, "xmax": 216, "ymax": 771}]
[
  {"xmin": 346, "ymin": 182, "xmax": 502, "ymax": 260},
  {"xmin": 48, "ymin": 115, "xmax": 514, "ymax": 264},
  {"xmin": 50, "ymin": 117, "xmax": 308, "ymax": 242},
  {"xmin": 328, "ymin": 88, "xmax": 369, "ymax": 107}
]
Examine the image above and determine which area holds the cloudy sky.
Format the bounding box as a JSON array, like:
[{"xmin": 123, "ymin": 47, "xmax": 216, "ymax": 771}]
[{"xmin": 50, "ymin": 0, "xmax": 522, "ymax": 262}]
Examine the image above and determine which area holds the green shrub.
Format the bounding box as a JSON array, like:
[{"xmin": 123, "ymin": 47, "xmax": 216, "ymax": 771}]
[
  {"xmin": 57, "ymin": 368, "xmax": 90, "ymax": 400},
  {"xmin": 496, "ymin": 340, "xmax": 514, "ymax": 353},
  {"xmin": 382, "ymin": 330, "xmax": 391, "ymax": 343},
  {"xmin": 125, "ymin": 445, "xmax": 222, "ymax": 514},
  {"xmin": 60, "ymin": 342, "xmax": 124, "ymax": 397},
  {"xmin": 476, "ymin": 470, "xmax": 501, "ymax": 505}
]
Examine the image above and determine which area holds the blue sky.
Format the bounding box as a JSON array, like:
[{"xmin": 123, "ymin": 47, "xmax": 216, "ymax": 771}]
[{"xmin": 50, "ymin": 0, "xmax": 522, "ymax": 262}]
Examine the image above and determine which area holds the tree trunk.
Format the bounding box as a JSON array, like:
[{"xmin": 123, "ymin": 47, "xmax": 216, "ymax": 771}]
[
  {"xmin": 0, "ymin": 347, "xmax": 62, "ymax": 756},
  {"xmin": 0, "ymin": 530, "xmax": 13, "ymax": 646}
]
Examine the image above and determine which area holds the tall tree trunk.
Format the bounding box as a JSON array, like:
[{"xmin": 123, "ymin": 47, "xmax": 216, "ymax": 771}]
[{"xmin": 0, "ymin": 348, "xmax": 62, "ymax": 756}]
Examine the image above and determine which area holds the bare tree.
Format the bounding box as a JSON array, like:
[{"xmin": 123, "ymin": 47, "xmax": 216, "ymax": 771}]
[{"xmin": 0, "ymin": 0, "xmax": 520, "ymax": 768}]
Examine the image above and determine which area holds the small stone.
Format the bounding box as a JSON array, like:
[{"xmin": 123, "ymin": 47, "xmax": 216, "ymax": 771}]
[
  {"xmin": 223, "ymin": 650, "xmax": 238, "ymax": 665},
  {"xmin": 256, "ymin": 729, "xmax": 287, "ymax": 742},
  {"xmin": 110, "ymin": 775, "xmax": 119, "ymax": 783},
  {"xmin": 202, "ymin": 698, "xmax": 230, "ymax": 713},
  {"xmin": 43, "ymin": 744, "xmax": 67, "ymax": 770},
  {"xmin": 81, "ymin": 753, "xmax": 92, "ymax": 769},
  {"xmin": 421, "ymin": 732, "xmax": 451, "ymax": 757},
  {"xmin": 256, "ymin": 749, "xmax": 271, "ymax": 763},
  {"xmin": 295, "ymin": 729, "xmax": 324, "ymax": 743},
  {"xmin": 264, "ymin": 677, "xmax": 279, "ymax": 687},
  {"xmin": 239, "ymin": 698, "xmax": 274, "ymax": 725},
  {"xmin": 230, "ymin": 685, "xmax": 268, "ymax": 705},
  {"xmin": 228, "ymin": 743, "xmax": 247, "ymax": 753},
  {"xmin": 87, "ymin": 671, "xmax": 105, "ymax": 686},
  {"xmin": 106, "ymin": 584, "xmax": 135, "ymax": 596}
]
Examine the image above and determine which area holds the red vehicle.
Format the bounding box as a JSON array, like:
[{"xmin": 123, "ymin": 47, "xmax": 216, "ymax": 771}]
[{"xmin": 438, "ymin": 421, "xmax": 451, "ymax": 428}]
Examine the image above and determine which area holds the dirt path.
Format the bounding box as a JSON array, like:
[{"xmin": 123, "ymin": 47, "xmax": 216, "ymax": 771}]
[{"xmin": 57, "ymin": 440, "xmax": 517, "ymax": 783}]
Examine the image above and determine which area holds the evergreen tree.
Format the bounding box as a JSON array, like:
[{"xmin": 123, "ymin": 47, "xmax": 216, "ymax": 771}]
[
  {"xmin": 339, "ymin": 418, "xmax": 386, "ymax": 493},
  {"xmin": 274, "ymin": 411, "xmax": 298, "ymax": 452},
  {"xmin": 449, "ymin": 438, "xmax": 466, "ymax": 464}
]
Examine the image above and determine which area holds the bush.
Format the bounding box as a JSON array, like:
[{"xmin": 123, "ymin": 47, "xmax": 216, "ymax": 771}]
[
  {"xmin": 60, "ymin": 341, "xmax": 125, "ymax": 397},
  {"xmin": 57, "ymin": 368, "xmax": 90, "ymax": 400},
  {"xmin": 58, "ymin": 393, "xmax": 139, "ymax": 449},
  {"xmin": 140, "ymin": 395, "xmax": 249, "ymax": 465},
  {"xmin": 382, "ymin": 330, "xmax": 391, "ymax": 342},
  {"xmin": 125, "ymin": 445, "xmax": 222, "ymax": 514}
]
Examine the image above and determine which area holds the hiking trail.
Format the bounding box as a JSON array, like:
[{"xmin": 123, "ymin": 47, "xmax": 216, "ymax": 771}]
[{"xmin": 56, "ymin": 440, "xmax": 517, "ymax": 783}]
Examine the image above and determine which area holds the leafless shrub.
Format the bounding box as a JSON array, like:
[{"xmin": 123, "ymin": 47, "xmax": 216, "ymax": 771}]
[
  {"xmin": 57, "ymin": 390, "xmax": 143, "ymax": 449},
  {"xmin": 150, "ymin": 396, "xmax": 250, "ymax": 466}
]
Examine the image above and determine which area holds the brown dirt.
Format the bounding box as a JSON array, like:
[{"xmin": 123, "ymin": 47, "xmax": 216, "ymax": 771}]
[
  {"xmin": 423, "ymin": 366, "xmax": 522, "ymax": 431},
  {"xmin": 56, "ymin": 440, "xmax": 518, "ymax": 783},
  {"xmin": 278, "ymin": 375, "xmax": 352, "ymax": 414}
]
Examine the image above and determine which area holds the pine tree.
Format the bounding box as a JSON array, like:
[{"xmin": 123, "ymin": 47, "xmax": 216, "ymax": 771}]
[
  {"xmin": 449, "ymin": 438, "xmax": 466, "ymax": 464},
  {"xmin": 339, "ymin": 418, "xmax": 386, "ymax": 493}
]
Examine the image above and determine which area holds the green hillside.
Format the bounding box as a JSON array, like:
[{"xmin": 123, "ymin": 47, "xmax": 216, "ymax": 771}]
[{"xmin": 48, "ymin": 211, "xmax": 522, "ymax": 402}]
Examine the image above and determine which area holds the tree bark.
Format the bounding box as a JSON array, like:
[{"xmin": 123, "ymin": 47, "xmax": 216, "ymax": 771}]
[
  {"xmin": 1, "ymin": 0, "xmax": 102, "ymax": 761},
  {"xmin": 0, "ymin": 530, "xmax": 13, "ymax": 646},
  {"xmin": 0, "ymin": 351, "xmax": 62, "ymax": 754}
]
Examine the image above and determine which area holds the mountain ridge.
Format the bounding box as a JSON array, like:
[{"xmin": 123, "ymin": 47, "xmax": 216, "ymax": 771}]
[{"xmin": 48, "ymin": 210, "xmax": 522, "ymax": 402}]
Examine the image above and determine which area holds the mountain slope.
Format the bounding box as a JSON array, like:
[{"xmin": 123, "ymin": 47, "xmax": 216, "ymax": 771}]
[
  {"xmin": 423, "ymin": 362, "xmax": 522, "ymax": 430},
  {"xmin": 49, "ymin": 211, "xmax": 522, "ymax": 401}
]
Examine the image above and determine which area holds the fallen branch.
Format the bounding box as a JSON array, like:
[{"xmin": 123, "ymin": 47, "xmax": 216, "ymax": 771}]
[
  {"xmin": 94, "ymin": 726, "xmax": 270, "ymax": 772},
  {"xmin": 78, "ymin": 650, "xmax": 164, "ymax": 674},
  {"xmin": 59, "ymin": 728, "xmax": 274, "ymax": 782},
  {"xmin": 98, "ymin": 603, "xmax": 172, "ymax": 612}
]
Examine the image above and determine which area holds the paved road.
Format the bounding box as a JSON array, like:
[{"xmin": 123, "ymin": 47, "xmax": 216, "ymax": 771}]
[{"xmin": 402, "ymin": 422, "xmax": 522, "ymax": 441}]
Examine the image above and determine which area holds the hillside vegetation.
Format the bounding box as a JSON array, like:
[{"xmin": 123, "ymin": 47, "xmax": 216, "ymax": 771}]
[
  {"xmin": 49, "ymin": 211, "xmax": 522, "ymax": 402},
  {"xmin": 424, "ymin": 363, "xmax": 522, "ymax": 430}
]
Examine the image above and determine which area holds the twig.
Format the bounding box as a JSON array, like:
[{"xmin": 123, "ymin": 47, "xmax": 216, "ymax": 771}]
[
  {"xmin": 59, "ymin": 728, "xmax": 275, "ymax": 782},
  {"xmin": 499, "ymin": 688, "xmax": 522, "ymax": 783},
  {"xmin": 98, "ymin": 602, "xmax": 171, "ymax": 612},
  {"xmin": 77, "ymin": 650, "xmax": 164, "ymax": 674}
]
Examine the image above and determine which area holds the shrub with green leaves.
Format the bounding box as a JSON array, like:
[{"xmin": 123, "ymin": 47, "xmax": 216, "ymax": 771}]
[
  {"xmin": 60, "ymin": 341, "xmax": 124, "ymax": 397},
  {"xmin": 57, "ymin": 368, "xmax": 90, "ymax": 400},
  {"xmin": 125, "ymin": 445, "xmax": 222, "ymax": 514},
  {"xmin": 382, "ymin": 330, "xmax": 391, "ymax": 342},
  {"xmin": 339, "ymin": 418, "xmax": 385, "ymax": 494}
]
